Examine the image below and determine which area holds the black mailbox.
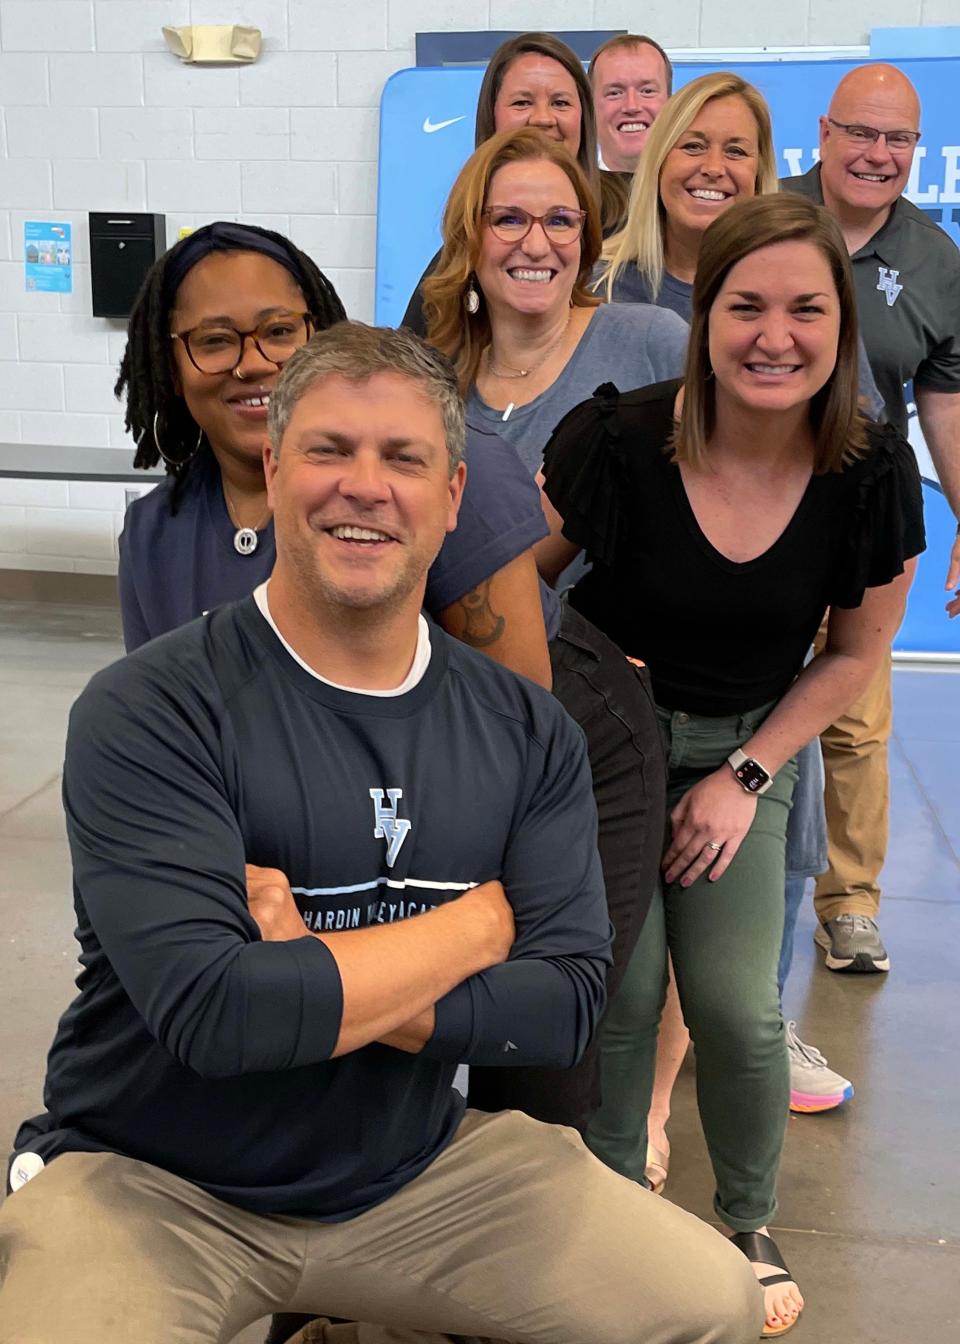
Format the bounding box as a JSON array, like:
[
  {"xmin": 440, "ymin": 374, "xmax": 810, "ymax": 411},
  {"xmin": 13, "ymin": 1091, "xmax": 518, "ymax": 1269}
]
[{"xmin": 89, "ymin": 213, "xmax": 166, "ymax": 318}]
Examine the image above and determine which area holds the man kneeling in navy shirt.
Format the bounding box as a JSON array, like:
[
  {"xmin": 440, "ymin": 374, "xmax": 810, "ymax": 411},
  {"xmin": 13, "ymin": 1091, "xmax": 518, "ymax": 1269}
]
[{"xmin": 0, "ymin": 324, "xmax": 759, "ymax": 1344}]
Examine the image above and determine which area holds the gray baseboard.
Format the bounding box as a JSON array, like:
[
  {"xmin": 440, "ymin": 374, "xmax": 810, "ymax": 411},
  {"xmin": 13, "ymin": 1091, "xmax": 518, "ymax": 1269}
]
[{"xmin": 0, "ymin": 569, "xmax": 119, "ymax": 606}]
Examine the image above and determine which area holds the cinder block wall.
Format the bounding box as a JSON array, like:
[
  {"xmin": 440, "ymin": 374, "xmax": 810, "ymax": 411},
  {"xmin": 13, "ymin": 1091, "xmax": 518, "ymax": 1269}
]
[{"xmin": 0, "ymin": 0, "xmax": 940, "ymax": 574}]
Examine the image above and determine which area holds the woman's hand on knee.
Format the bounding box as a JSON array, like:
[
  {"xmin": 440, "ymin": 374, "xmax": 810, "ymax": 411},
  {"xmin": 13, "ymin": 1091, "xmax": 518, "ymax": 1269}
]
[{"xmin": 662, "ymin": 770, "xmax": 758, "ymax": 887}]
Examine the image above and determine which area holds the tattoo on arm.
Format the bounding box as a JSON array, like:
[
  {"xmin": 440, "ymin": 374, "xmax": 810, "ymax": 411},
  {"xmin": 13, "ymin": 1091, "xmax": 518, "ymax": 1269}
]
[{"xmin": 455, "ymin": 580, "xmax": 506, "ymax": 648}]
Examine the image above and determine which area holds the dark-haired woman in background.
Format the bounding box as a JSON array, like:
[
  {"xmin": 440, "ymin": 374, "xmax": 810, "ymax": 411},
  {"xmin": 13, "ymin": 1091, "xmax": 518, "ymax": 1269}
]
[
  {"xmin": 537, "ymin": 194, "xmax": 924, "ymax": 1335},
  {"xmin": 402, "ymin": 30, "xmax": 630, "ymax": 335},
  {"xmin": 117, "ymin": 221, "xmax": 345, "ymax": 650}
]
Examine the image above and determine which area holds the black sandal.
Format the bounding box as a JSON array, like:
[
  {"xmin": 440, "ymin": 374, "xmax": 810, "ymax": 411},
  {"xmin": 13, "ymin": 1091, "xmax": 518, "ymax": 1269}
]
[{"xmin": 729, "ymin": 1231, "xmax": 803, "ymax": 1338}]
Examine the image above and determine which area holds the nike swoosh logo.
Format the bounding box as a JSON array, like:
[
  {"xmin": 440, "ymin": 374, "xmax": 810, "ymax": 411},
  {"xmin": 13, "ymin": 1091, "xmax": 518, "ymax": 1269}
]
[{"xmin": 422, "ymin": 116, "xmax": 466, "ymax": 134}]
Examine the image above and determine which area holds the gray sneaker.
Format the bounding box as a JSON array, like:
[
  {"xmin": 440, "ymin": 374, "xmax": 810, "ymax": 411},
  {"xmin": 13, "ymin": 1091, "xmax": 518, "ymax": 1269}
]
[
  {"xmin": 814, "ymin": 914, "xmax": 890, "ymax": 973},
  {"xmin": 786, "ymin": 1021, "xmax": 854, "ymax": 1112}
]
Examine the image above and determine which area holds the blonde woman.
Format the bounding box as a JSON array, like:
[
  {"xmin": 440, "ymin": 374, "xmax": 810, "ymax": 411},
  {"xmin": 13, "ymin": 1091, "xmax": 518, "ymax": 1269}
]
[
  {"xmin": 601, "ymin": 71, "xmax": 778, "ymax": 316},
  {"xmin": 600, "ymin": 67, "xmax": 886, "ymax": 419}
]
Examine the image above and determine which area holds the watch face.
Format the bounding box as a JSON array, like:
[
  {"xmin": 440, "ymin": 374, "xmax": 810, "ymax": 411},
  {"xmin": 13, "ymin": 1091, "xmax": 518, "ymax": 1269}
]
[{"xmin": 733, "ymin": 758, "xmax": 770, "ymax": 793}]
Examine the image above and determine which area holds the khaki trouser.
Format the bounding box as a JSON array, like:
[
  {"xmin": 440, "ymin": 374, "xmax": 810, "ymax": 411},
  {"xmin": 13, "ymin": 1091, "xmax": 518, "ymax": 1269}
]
[
  {"xmin": 813, "ymin": 619, "xmax": 892, "ymax": 922},
  {"xmin": 0, "ymin": 1109, "xmax": 761, "ymax": 1344}
]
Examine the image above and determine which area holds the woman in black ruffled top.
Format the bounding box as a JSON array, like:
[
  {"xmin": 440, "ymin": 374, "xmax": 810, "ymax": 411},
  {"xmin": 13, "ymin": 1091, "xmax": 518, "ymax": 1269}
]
[{"xmin": 537, "ymin": 193, "xmax": 924, "ymax": 1338}]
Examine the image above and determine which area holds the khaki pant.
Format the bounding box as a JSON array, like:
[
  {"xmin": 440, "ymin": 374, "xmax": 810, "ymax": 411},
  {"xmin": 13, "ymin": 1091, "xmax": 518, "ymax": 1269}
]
[
  {"xmin": 813, "ymin": 621, "xmax": 892, "ymax": 922},
  {"xmin": 0, "ymin": 1109, "xmax": 761, "ymax": 1344}
]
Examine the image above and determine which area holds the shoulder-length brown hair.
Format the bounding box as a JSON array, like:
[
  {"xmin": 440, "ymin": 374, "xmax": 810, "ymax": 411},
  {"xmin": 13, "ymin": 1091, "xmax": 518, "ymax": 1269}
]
[
  {"xmin": 474, "ymin": 32, "xmax": 599, "ymax": 200},
  {"xmin": 675, "ymin": 193, "xmax": 867, "ymax": 473},
  {"xmin": 422, "ymin": 128, "xmax": 603, "ymax": 395}
]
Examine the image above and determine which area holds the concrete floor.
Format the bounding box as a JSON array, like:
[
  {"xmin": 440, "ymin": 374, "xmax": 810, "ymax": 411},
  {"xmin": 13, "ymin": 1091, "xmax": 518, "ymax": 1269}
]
[{"xmin": 1, "ymin": 599, "xmax": 957, "ymax": 1342}]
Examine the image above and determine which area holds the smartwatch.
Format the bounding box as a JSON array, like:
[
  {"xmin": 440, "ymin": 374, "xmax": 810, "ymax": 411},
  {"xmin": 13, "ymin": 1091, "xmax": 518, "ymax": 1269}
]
[{"xmin": 727, "ymin": 749, "xmax": 773, "ymax": 796}]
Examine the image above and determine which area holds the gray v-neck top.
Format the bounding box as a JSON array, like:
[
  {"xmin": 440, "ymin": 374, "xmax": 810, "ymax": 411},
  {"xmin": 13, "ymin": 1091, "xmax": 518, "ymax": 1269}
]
[{"xmin": 467, "ymin": 302, "xmax": 689, "ymax": 476}]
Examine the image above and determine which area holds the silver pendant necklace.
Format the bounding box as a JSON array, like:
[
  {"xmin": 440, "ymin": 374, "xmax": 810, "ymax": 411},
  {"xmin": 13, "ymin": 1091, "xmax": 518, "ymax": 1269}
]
[
  {"xmin": 222, "ymin": 482, "xmax": 270, "ymax": 556},
  {"xmin": 233, "ymin": 526, "xmax": 260, "ymax": 556}
]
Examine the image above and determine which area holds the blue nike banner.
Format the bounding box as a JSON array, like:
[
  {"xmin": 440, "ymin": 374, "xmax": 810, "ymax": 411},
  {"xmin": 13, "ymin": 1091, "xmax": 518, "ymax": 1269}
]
[{"xmin": 376, "ymin": 57, "xmax": 960, "ymax": 653}]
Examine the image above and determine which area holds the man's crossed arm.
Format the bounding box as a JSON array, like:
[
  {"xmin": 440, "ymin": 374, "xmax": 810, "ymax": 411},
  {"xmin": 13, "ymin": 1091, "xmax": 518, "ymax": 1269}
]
[{"xmin": 246, "ymin": 864, "xmax": 514, "ymax": 1057}]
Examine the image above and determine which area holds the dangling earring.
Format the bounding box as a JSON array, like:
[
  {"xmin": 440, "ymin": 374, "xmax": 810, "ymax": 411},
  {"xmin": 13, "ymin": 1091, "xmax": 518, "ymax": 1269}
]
[
  {"xmin": 464, "ymin": 278, "xmax": 480, "ymax": 315},
  {"xmin": 152, "ymin": 410, "xmax": 203, "ymax": 467}
]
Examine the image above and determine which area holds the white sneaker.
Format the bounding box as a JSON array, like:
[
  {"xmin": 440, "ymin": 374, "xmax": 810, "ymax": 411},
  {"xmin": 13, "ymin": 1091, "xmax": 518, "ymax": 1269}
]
[{"xmin": 786, "ymin": 1021, "xmax": 854, "ymax": 1113}]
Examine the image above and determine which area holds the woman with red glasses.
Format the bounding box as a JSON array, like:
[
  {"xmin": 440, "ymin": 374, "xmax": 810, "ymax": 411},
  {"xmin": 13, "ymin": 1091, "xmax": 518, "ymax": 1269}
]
[
  {"xmin": 116, "ymin": 221, "xmax": 345, "ymax": 651},
  {"xmin": 414, "ymin": 126, "xmax": 683, "ymax": 1134},
  {"xmin": 423, "ymin": 127, "xmax": 687, "ymax": 480}
]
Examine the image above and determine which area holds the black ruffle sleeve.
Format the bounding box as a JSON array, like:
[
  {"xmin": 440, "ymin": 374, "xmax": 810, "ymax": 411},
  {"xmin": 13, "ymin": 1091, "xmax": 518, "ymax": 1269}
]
[
  {"xmin": 541, "ymin": 382, "xmax": 629, "ymax": 568},
  {"xmin": 830, "ymin": 422, "xmax": 926, "ymax": 609}
]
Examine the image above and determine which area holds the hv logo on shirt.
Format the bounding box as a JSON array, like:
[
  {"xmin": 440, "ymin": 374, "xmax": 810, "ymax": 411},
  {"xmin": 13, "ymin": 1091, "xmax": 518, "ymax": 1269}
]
[
  {"xmin": 876, "ymin": 266, "xmax": 903, "ymax": 307},
  {"xmin": 370, "ymin": 788, "xmax": 411, "ymax": 867}
]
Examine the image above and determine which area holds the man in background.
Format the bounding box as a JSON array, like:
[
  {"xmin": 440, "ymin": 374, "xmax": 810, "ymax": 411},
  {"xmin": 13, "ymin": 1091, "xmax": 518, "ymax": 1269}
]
[{"xmin": 589, "ymin": 33, "xmax": 672, "ymax": 173}]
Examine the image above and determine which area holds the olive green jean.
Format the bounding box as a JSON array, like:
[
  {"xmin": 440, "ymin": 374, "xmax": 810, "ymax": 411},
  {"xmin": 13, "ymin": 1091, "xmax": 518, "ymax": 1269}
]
[{"xmin": 585, "ymin": 699, "xmax": 797, "ymax": 1232}]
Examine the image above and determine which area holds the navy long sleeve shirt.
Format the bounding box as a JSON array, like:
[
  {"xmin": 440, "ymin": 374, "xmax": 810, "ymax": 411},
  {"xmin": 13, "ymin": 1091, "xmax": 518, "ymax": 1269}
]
[{"xmin": 15, "ymin": 598, "xmax": 610, "ymax": 1219}]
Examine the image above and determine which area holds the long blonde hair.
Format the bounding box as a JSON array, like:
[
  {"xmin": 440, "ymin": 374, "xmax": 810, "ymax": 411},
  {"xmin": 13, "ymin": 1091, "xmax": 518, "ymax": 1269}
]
[
  {"xmin": 602, "ymin": 72, "xmax": 779, "ymax": 302},
  {"xmin": 422, "ymin": 129, "xmax": 602, "ymax": 396}
]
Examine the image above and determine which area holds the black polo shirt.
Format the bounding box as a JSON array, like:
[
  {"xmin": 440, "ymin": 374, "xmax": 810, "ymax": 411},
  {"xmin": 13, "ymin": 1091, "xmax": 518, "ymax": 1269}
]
[{"xmin": 781, "ymin": 165, "xmax": 960, "ymax": 436}]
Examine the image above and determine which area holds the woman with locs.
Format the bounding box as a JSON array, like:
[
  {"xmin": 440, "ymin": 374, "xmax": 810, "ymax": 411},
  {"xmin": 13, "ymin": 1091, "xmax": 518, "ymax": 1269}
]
[
  {"xmin": 116, "ymin": 221, "xmax": 346, "ymax": 649},
  {"xmin": 536, "ymin": 193, "xmax": 924, "ymax": 1336}
]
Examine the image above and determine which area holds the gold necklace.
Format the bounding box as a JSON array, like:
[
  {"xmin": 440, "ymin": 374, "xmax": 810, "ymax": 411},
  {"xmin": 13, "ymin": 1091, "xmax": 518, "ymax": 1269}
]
[
  {"xmin": 486, "ymin": 315, "xmax": 571, "ymax": 379},
  {"xmin": 221, "ymin": 481, "xmax": 271, "ymax": 556}
]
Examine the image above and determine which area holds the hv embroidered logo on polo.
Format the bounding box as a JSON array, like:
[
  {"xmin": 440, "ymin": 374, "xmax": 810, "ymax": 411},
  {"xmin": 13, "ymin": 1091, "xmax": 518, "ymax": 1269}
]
[
  {"xmin": 370, "ymin": 788, "xmax": 412, "ymax": 867},
  {"xmin": 876, "ymin": 266, "xmax": 903, "ymax": 307}
]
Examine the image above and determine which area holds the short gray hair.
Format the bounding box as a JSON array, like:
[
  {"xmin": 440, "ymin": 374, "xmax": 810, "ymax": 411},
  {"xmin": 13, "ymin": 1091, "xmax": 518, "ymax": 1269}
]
[{"xmin": 268, "ymin": 320, "xmax": 466, "ymax": 472}]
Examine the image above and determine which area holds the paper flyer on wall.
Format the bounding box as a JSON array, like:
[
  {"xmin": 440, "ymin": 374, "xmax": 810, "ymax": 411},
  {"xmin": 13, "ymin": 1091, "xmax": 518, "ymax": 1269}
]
[{"xmin": 24, "ymin": 221, "xmax": 73, "ymax": 294}]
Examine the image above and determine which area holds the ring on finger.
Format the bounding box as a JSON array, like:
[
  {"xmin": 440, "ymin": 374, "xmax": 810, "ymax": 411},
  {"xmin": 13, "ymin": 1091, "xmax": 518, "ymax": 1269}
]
[{"xmin": 706, "ymin": 840, "xmax": 724, "ymax": 852}]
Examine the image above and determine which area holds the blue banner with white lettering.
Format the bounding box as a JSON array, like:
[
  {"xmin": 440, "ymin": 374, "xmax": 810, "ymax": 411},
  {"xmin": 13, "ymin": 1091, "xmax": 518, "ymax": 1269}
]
[{"xmin": 376, "ymin": 57, "xmax": 960, "ymax": 652}]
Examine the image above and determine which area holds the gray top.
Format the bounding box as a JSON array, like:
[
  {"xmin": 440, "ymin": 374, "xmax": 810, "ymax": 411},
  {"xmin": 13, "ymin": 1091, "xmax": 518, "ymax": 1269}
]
[
  {"xmin": 600, "ymin": 256, "xmax": 884, "ymax": 421},
  {"xmin": 604, "ymin": 263, "xmax": 692, "ymax": 321},
  {"xmin": 467, "ymin": 302, "xmax": 689, "ymax": 476},
  {"xmin": 783, "ymin": 165, "xmax": 960, "ymax": 436}
]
